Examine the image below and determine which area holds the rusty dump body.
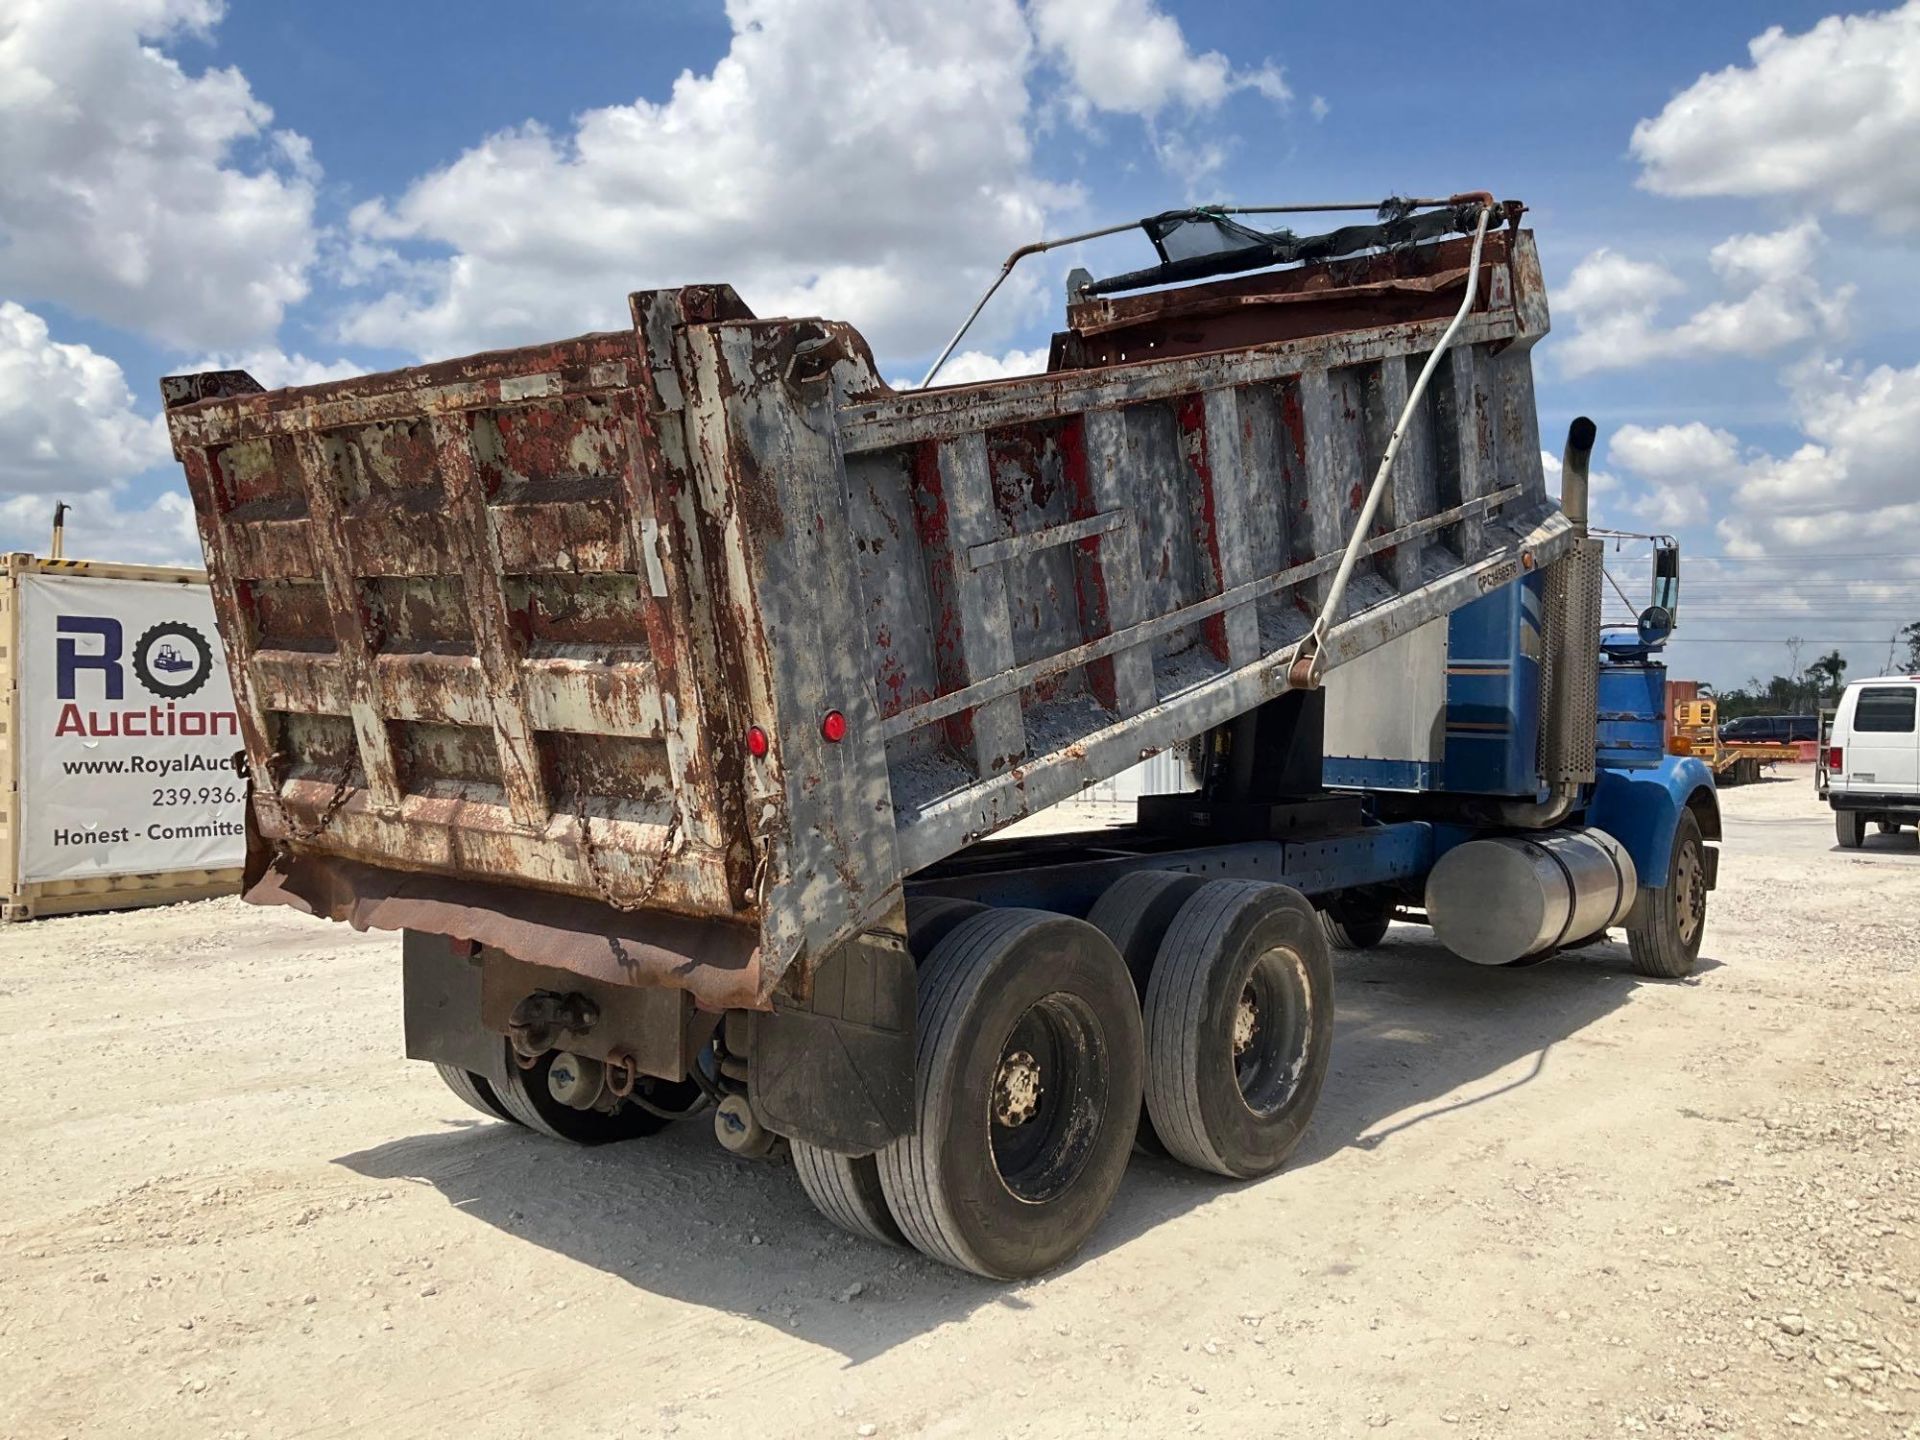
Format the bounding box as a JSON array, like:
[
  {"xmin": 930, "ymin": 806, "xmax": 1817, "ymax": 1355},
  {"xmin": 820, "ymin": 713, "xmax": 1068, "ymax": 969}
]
[{"xmin": 162, "ymin": 220, "xmax": 1571, "ymax": 1013}]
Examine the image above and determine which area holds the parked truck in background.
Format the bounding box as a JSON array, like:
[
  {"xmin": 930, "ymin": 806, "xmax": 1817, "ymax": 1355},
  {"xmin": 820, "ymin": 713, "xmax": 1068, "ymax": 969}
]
[{"xmin": 160, "ymin": 194, "xmax": 1718, "ymax": 1279}]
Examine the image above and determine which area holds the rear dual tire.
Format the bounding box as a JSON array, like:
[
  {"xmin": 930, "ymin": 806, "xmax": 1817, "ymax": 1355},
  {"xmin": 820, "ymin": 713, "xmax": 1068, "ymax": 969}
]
[
  {"xmin": 1087, "ymin": 871, "xmax": 1207, "ymax": 1157},
  {"xmin": 792, "ymin": 1141, "xmax": 905, "ymax": 1248},
  {"xmin": 1144, "ymin": 882, "xmax": 1334, "ymax": 1179},
  {"xmin": 804, "ymin": 881, "xmax": 1334, "ymax": 1277},
  {"xmin": 488, "ymin": 1046, "xmax": 688, "ymax": 1144},
  {"xmin": 434, "ymin": 1063, "xmax": 518, "ymax": 1124},
  {"xmin": 878, "ymin": 908, "xmax": 1144, "ymax": 1280},
  {"xmin": 1319, "ymin": 904, "xmax": 1391, "ymax": 951},
  {"xmin": 792, "ymin": 895, "xmax": 990, "ymax": 1251}
]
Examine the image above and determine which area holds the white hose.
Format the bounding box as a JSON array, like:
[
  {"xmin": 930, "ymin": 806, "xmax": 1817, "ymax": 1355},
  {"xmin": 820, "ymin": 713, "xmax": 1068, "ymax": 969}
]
[{"xmin": 1288, "ymin": 202, "xmax": 1496, "ymax": 687}]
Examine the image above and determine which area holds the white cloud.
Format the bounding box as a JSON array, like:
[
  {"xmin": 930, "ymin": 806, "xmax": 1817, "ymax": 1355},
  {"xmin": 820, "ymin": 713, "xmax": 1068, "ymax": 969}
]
[
  {"xmin": 1554, "ymin": 221, "xmax": 1850, "ymax": 376},
  {"xmin": 1730, "ymin": 356, "xmax": 1920, "ymax": 516},
  {"xmin": 0, "ymin": 487, "xmax": 201, "ymax": 567},
  {"xmin": 1150, "ymin": 129, "xmax": 1231, "ymax": 194},
  {"xmin": 341, "ymin": 0, "xmax": 1063, "ymax": 365},
  {"xmin": 917, "ymin": 345, "xmax": 1052, "ymax": 387},
  {"xmin": 0, "ymin": 302, "xmax": 168, "ymax": 496},
  {"xmin": 1561, "ymin": 425, "xmax": 1718, "ymax": 530},
  {"xmin": 180, "ymin": 348, "xmax": 365, "ymax": 391},
  {"xmin": 1556, "ymin": 250, "xmax": 1683, "ymax": 316},
  {"xmin": 1631, "ymin": 3, "xmax": 1920, "ymax": 232},
  {"xmin": 1625, "ymin": 484, "xmax": 1711, "ymax": 530},
  {"xmin": 1027, "ymin": 0, "xmax": 1288, "ymax": 117},
  {"xmin": 0, "ymin": 301, "xmax": 204, "ymax": 568},
  {"xmin": 1606, "ymin": 359, "xmax": 1920, "ymax": 546},
  {"xmin": 1026, "ymin": 0, "xmax": 1286, "ymax": 196},
  {"xmin": 1583, "ymin": 366, "xmax": 1920, "ymax": 676},
  {"xmin": 0, "ymin": 0, "xmax": 318, "ymax": 350},
  {"xmin": 1637, "ymin": 365, "xmax": 1920, "ymax": 681},
  {"xmin": 339, "ymin": 0, "xmax": 1290, "ymax": 366},
  {"xmin": 1609, "ymin": 421, "xmax": 1743, "ymax": 484}
]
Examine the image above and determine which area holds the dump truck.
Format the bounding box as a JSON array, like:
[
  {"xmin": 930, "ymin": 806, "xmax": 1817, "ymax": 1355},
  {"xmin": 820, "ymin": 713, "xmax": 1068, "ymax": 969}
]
[{"xmin": 161, "ymin": 194, "xmax": 1718, "ymax": 1279}]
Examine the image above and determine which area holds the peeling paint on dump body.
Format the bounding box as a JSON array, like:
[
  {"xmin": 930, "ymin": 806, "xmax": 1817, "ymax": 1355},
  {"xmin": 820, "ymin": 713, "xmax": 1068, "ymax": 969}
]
[{"xmin": 162, "ymin": 221, "xmax": 1569, "ymax": 1011}]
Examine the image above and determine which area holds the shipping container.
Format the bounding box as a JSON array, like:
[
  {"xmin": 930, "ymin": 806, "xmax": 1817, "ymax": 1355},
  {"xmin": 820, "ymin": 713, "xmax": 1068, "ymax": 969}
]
[{"xmin": 0, "ymin": 554, "xmax": 245, "ymax": 920}]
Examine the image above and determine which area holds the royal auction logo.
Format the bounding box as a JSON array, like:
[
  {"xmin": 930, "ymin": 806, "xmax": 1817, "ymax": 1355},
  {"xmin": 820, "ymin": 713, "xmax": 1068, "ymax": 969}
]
[
  {"xmin": 53, "ymin": 614, "xmax": 237, "ymax": 737},
  {"xmin": 129, "ymin": 621, "xmax": 214, "ymax": 700}
]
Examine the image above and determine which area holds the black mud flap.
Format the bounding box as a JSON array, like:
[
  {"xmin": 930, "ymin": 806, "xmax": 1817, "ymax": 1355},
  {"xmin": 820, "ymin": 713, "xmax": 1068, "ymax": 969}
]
[
  {"xmin": 402, "ymin": 929, "xmax": 515, "ymax": 1093},
  {"xmin": 750, "ymin": 930, "xmax": 914, "ymax": 1156}
]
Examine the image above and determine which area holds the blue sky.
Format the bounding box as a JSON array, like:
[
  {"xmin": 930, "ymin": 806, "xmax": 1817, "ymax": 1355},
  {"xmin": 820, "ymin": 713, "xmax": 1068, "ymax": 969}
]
[{"xmin": 3, "ymin": 0, "xmax": 1917, "ymax": 689}]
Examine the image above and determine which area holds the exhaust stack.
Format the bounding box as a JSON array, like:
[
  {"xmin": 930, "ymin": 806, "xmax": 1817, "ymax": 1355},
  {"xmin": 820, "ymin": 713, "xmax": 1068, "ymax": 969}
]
[{"xmin": 1561, "ymin": 415, "xmax": 1596, "ymax": 535}]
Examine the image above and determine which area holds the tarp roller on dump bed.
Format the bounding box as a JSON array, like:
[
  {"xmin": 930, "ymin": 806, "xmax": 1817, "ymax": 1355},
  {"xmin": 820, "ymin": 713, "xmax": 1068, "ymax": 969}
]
[{"xmin": 162, "ymin": 221, "xmax": 1572, "ymax": 1007}]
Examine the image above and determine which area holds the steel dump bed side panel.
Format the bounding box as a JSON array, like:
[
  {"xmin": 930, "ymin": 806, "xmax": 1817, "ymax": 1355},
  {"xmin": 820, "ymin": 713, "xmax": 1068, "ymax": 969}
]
[
  {"xmin": 165, "ymin": 227, "xmax": 1567, "ymax": 1006},
  {"xmin": 691, "ymin": 230, "xmax": 1569, "ymax": 944}
]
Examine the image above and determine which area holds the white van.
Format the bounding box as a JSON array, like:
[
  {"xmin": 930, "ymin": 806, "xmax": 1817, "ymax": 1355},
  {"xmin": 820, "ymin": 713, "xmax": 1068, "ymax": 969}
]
[{"xmin": 1827, "ymin": 675, "xmax": 1920, "ymax": 847}]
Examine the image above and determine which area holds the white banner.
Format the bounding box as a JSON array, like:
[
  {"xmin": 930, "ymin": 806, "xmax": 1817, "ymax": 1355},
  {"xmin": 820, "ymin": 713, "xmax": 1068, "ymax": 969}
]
[{"xmin": 18, "ymin": 573, "xmax": 245, "ymax": 882}]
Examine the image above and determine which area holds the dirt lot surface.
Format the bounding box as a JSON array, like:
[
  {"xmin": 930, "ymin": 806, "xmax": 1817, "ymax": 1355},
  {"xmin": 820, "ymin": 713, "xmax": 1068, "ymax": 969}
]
[{"xmin": 3, "ymin": 772, "xmax": 1916, "ymax": 1439}]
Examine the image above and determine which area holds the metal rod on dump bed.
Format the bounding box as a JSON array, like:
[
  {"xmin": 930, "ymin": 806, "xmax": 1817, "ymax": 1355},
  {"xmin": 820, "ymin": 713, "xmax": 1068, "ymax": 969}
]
[
  {"xmin": 918, "ymin": 220, "xmax": 1142, "ymax": 390},
  {"xmin": 917, "ymin": 196, "xmax": 1472, "ymax": 389},
  {"xmin": 1286, "ymin": 196, "xmax": 1497, "ymax": 689}
]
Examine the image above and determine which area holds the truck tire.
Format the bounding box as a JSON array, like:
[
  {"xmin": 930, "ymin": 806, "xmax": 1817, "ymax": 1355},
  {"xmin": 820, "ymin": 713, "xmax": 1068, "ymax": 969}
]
[
  {"xmin": 1836, "ymin": 809, "xmax": 1867, "ymax": 849},
  {"xmin": 434, "ymin": 1063, "xmax": 519, "ymax": 1125},
  {"xmin": 792, "ymin": 1142, "xmax": 905, "ymax": 1248},
  {"xmin": 1626, "ymin": 810, "xmax": 1709, "ymax": 979},
  {"xmin": 877, "ymin": 908, "xmax": 1144, "ymax": 1280},
  {"xmin": 1143, "ymin": 881, "xmax": 1333, "ymax": 1179},
  {"xmin": 491, "ymin": 1047, "xmax": 678, "ymax": 1144},
  {"xmin": 1087, "ymin": 870, "xmax": 1208, "ymax": 1156},
  {"xmin": 905, "ymin": 896, "xmax": 988, "ymax": 961},
  {"xmin": 1319, "ymin": 904, "xmax": 1390, "ymax": 951}
]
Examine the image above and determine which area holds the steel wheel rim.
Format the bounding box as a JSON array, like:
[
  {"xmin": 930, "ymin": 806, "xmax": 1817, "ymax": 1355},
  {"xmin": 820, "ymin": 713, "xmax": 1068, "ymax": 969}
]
[
  {"xmin": 1233, "ymin": 945, "xmax": 1312, "ymax": 1117},
  {"xmin": 987, "ymin": 992, "xmax": 1107, "ymax": 1205},
  {"xmin": 1675, "ymin": 841, "xmax": 1705, "ymax": 946}
]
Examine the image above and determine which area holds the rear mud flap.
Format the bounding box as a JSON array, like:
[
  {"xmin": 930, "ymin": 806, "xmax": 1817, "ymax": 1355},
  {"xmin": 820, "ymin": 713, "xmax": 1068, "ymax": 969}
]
[
  {"xmin": 750, "ymin": 931, "xmax": 914, "ymax": 1156},
  {"xmin": 402, "ymin": 930, "xmax": 514, "ymax": 1093}
]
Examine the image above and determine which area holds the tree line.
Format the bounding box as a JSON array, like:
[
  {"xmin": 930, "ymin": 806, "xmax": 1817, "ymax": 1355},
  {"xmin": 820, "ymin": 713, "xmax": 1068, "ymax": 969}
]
[{"xmin": 1708, "ymin": 623, "xmax": 1920, "ymax": 719}]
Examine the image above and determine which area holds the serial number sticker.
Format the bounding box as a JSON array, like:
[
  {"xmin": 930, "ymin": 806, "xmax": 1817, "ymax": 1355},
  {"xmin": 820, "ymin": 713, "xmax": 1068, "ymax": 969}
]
[{"xmin": 1477, "ymin": 560, "xmax": 1520, "ymax": 592}]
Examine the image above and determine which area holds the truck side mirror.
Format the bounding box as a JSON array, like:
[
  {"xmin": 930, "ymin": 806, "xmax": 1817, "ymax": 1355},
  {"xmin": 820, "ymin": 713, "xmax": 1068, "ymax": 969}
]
[{"xmin": 1651, "ymin": 542, "xmax": 1680, "ymax": 625}]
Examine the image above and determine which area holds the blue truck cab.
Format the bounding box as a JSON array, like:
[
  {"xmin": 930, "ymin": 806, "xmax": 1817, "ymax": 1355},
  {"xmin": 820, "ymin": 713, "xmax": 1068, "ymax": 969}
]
[{"xmin": 1316, "ymin": 468, "xmax": 1718, "ymax": 977}]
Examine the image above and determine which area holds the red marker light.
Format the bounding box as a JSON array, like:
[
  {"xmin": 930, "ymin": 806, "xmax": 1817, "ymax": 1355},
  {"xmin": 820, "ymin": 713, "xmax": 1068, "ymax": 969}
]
[
  {"xmin": 821, "ymin": 710, "xmax": 847, "ymax": 743},
  {"xmin": 746, "ymin": 725, "xmax": 770, "ymax": 759}
]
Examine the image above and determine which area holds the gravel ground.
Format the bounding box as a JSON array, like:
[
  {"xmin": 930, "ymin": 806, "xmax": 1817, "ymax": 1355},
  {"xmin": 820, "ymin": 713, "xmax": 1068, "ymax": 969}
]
[{"xmin": 1, "ymin": 770, "xmax": 1915, "ymax": 1439}]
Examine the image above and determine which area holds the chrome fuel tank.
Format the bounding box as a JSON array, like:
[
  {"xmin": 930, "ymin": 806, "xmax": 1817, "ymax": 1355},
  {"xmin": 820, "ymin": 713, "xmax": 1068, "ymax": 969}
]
[{"xmin": 1425, "ymin": 828, "xmax": 1637, "ymax": 965}]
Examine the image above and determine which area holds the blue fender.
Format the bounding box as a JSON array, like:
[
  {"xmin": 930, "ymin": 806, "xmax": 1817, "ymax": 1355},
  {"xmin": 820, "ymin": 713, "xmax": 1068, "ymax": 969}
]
[{"xmin": 1585, "ymin": 756, "xmax": 1719, "ymax": 888}]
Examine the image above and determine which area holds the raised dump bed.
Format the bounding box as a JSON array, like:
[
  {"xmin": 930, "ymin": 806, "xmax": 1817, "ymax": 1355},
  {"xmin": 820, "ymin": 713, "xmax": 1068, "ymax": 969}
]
[{"xmin": 162, "ymin": 208, "xmax": 1572, "ymax": 1010}]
